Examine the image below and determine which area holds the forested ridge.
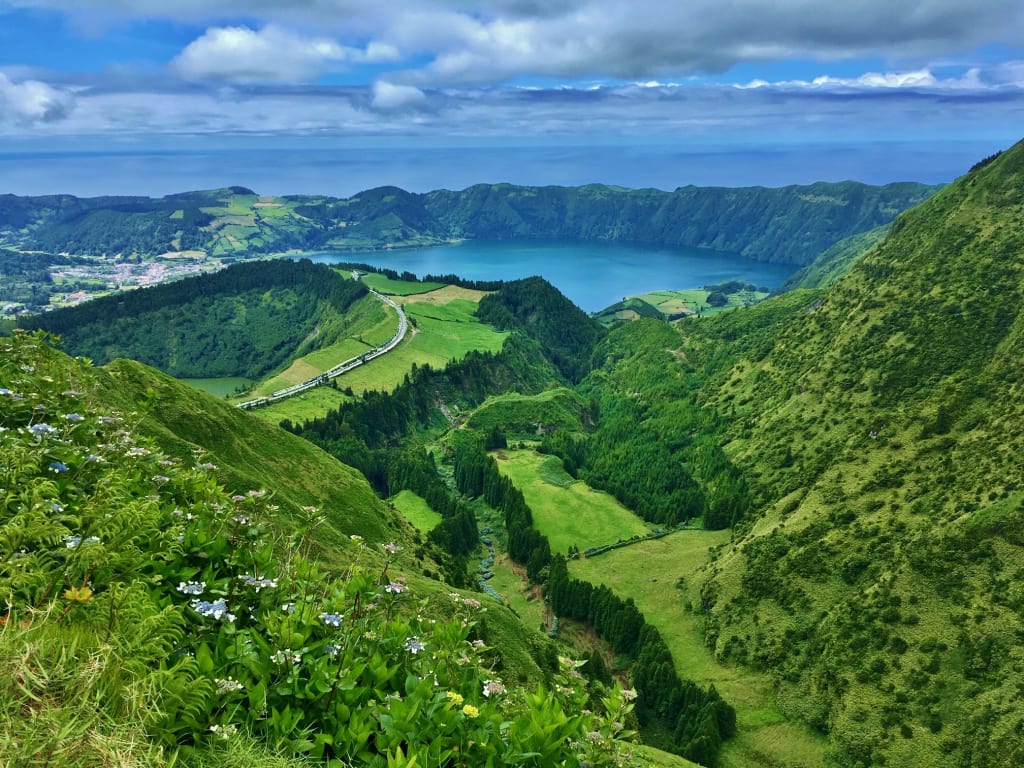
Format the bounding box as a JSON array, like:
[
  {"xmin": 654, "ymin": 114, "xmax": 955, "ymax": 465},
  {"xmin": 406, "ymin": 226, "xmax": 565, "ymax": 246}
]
[
  {"xmin": 584, "ymin": 139, "xmax": 1024, "ymax": 768},
  {"xmin": 1, "ymin": 179, "xmax": 936, "ymax": 265},
  {"xmin": 27, "ymin": 259, "xmax": 367, "ymax": 378}
]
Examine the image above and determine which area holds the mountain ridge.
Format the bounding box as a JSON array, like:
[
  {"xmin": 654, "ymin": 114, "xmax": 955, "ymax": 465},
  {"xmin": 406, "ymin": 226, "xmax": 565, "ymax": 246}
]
[{"xmin": 0, "ymin": 179, "xmax": 938, "ymax": 267}]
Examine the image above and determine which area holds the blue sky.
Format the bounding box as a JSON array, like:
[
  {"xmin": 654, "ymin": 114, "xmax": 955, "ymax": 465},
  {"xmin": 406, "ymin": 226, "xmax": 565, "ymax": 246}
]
[{"xmin": 0, "ymin": 1, "xmax": 1022, "ymax": 192}]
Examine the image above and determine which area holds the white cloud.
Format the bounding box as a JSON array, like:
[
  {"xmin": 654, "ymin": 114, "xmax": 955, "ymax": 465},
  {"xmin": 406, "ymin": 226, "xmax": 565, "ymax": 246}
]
[
  {"xmin": 172, "ymin": 25, "xmax": 394, "ymax": 83},
  {"xmin": 371, "ymin": 80, "xmax": 426, "ymax": 110},
  {"xmin": 0, "ymin": 73, "xmax": 74, "ymax": 124},
  {"xmin": 734, "ymin": 67, "xmax": 1015, "ymax": 91},
  {"xmin": 11, "ymin": 1, "xmax": 1024, "ymax": 85}
]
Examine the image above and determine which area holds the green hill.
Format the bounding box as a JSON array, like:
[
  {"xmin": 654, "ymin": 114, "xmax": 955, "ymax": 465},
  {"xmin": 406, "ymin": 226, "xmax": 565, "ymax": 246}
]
[
  {"xmin": 778, "ymin": 224, "xmax": 890, "ymax": 291},
  {"xmin": 657, "ymin": 140, "xmax": 1024, "ymax": 767},
  {"xmin": 27, "ymin": 259, "xmax": 367, "ymax": 379},
  {"xmin": 1, "ymin": 180, "xmax": 936, "ymax": 266},
  {"xmin": 2, "ymin": 331, "xmax": 655, "ymax": 768}
]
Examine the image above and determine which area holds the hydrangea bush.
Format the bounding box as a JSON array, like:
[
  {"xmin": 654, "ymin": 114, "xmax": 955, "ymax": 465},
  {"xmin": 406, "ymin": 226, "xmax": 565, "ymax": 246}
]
[{"xmin": 1, "ymin": 331, "xmax": 639, "ymax": 767}]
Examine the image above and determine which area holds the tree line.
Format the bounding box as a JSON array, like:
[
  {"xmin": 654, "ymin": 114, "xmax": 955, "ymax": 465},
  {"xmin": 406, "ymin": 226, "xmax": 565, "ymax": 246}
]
[{"xmin": 28, "ymin": 259, "xmax": 367, "ymax": 378}]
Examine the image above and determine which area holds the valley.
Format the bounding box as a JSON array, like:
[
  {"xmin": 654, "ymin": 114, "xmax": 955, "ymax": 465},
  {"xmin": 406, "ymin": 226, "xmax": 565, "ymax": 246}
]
[{"xmin": 3, "ymin": 140, "xmax": 1023, "ymax": 768}]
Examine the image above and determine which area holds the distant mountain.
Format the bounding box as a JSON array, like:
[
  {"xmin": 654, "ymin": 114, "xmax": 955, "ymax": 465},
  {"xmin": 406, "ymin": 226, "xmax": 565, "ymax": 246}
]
[{"xmin": 0, "ymin": 180, "xmax": 938, "ymax": 266}]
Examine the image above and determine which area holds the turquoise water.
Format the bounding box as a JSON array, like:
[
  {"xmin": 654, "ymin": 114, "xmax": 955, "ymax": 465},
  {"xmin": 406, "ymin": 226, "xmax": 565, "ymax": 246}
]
[
  {"xmin": 308, "ymin": 240, "xmax": 798, "ymax": 313},
  {"xmin": 180, "ymin": 377, "xmax": 253, "ymax": 398}
]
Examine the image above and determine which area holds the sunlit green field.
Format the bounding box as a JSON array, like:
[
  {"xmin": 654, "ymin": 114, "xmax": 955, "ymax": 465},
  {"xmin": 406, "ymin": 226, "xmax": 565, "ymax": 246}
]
[
  {"xmin": 332, "ymin": 297, "xmax": 508, "ymax": 394},
  {"xmin": 493, "ymin": 449, "xmax": 651, "ymax": 553},
  {"xmin": 639, "ymin": 288, "xmax": 770, "ymax": 317},
  {"xmin": 253, "ymin": 385, "xmax": 351, "ymax": 425},
  {"xmin": 571, "ymin": 535, "xmax": 828, "ymax": 768},
  {"xmin": 361, "ymin": 273, "xmax": 446, "ymax": 295},
  {"xmin": 389, "ymin": 490, "xmax": 442, "ymax": 532},
  {"xmin": 486, "ymin": 554, "xmax": 547, "ymax": 631}
]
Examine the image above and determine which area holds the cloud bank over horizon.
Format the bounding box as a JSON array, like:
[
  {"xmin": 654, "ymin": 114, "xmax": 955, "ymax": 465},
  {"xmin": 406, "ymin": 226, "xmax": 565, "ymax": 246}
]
[{"xmin": 0, "ymin": 0, "xmax": 1021, "ymax": 185}]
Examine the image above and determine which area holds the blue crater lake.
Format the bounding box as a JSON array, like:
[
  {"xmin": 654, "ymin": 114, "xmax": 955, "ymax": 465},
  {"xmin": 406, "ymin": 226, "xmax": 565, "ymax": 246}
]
[{"xmin": 306, "ymin": 240, "xmax": 798, "ymax": 313}]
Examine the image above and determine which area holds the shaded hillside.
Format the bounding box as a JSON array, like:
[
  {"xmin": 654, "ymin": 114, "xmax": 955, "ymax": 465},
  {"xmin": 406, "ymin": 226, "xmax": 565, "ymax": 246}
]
[
  {"xmin": 425, "ymin": 181, "xmax": 937, "ymax": 264},
  {"xmin": 28, "ymin": 259, "xmax": 367, "ymax": 378},
  {"xmin": 1, "ymin": 180, "xmax": 936, "ymax": 265},
  {"xmin": 476, "ymin": 276, "xmax": 607, "ymax": 383},
  {"xmin": 679, "ymin": 140, "xmax": 1024, "ymax": 767},
  {"xmin": 779, "ymin": 224, "xmax": 890, "ymax": 291}
]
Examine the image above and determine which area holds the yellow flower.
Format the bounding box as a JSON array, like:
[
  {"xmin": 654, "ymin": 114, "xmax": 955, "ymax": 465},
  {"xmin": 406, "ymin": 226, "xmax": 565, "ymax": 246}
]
[
  {"xmin": 462, "ymin": 704, "xmax": 479, "ymax": 718},
  {"xmin": 63, "ymin": 585, "xmax": 93, "ymax": 603},
  {"xmin": 446, "ymin": 691, "xmax": 464, "ymax": 705}
]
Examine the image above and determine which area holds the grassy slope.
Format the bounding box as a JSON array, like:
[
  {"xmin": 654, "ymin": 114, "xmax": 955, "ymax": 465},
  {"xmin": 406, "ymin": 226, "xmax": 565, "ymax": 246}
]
[
  {"xmin": 684, "ymin": 140, "xmax": 1024, "ymax": 767},
  {"xmin": 466, "ymin": 387, "xmax": 589, "ymax": 437},
  {"xmin": 571, "ymin": 535, "xmax": 828, "ymax": 768},
  {"xmin": 493, "ymin": 449, "xmax": 651, "ymax": 553},
  {"xmin": 37, "ymin": 341, "xmax": 557, "ymax": 692},
  {"xmin": 238, "ymin": 285, "xmax": 507, "ymax": 425},
  {"xmin": 779, "ymin": 224, "xmax": 890, "ymax": 291},
  {"xmin": 361, "ymin": 273, "xmax": 446, "ymax": 294},
  {"xmin": 102, "ymin": 358, "xmax": 400, "ymax": 553},
  {"xmin": 390, "ymin": 489, "xmax": 443, "ymax": 532},
  {"xmin": 321, "ymin": 293, "xmax": 508, "ymax": 396}
]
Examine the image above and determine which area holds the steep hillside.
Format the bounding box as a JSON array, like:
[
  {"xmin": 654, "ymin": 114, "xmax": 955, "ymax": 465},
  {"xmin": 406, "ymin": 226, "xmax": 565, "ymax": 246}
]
[
  {"xmin": 1, "ymin": 331, "xmax": 644, "ymax": 768},
  {"xmin": 28, "ymin": 259, "xmax": 367, "ymax": 378},
  {"xmin": 1, "ymin": 180, "xmax": 936, "ymax": 266},
  {"xmin": 425, "ymin": 181, "xmax": 937, "ymax": 264},
  {"xmin": 778, "ymin": 224, "xmax": 889, "ymax": 291},
  {"xmin": 686, "ymin": 140, "xmax": 1024, "ymax": 767}
]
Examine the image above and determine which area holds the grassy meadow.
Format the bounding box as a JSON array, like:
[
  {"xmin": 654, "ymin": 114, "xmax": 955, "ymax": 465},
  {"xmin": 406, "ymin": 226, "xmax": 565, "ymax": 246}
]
[
  {"xmin": 232, "ymin": 283, "xmax": 507, "ymax": 423},
  {"xmin": 571, "ymin": 534, "xmax": 828, "ymax": 768},
  {"xmin": 360, "ymin": 272, "xmax": 446, "ymax": 295},
  {"xmin": 492, "ymin": 449, "xmax": 652, "ymax": 553},
  {"xmin": 494, "ymin": 446, "xmax": 828, "ymax": 768},
  {"xmin": 639, "ymin": 288, "xmax": 770, "ymax": 317},
  {"xmin": 389, "ymin": 489, "xmax": 443, "ymax": 532}
]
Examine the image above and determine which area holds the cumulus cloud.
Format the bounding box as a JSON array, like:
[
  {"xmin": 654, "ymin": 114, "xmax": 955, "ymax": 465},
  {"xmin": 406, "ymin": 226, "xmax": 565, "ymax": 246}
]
[
  {"xmin": 371, "ymin": 80, "xmax": 426, "ymax": 110},
  {"xmin": 734, "ymin": 68, "xmax": 1000, "ymax": 91},
  {"xmin": 172, "ymin": 25, "xmax": 396, "ymax": 83},
  {"xmin": 0, "ymin": 73, "xmax": 74, "ymax": 124},
  {"xmin": 12, "ymin": 1, "xmax": 1024, "ymax": 84}
]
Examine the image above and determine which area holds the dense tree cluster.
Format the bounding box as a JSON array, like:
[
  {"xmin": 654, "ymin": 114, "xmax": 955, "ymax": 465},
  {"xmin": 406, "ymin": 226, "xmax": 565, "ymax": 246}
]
[
  {"xmin": 0, "ymin": 248, "xmax": 69, "ymax": 307},
  {"xmin": 547, "ymin": 556, "xmax": 736, "ymax": 764},
  {"xmin": 476, "ymin": 277, "xmax": 607, "ymax": 383},
  {"xmin": 28, "ymin": 259, "xmax": 366, "ymax": 378},
  {"xmin": 450, "ymin": 433, "xmax": 551, "ymax": 580}
]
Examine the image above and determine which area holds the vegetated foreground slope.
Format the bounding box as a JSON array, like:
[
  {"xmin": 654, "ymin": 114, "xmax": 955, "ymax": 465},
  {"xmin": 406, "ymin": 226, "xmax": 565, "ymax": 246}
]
[
  {"xmin": 27, "ymin": 259, "xmax": 367, "ymax": 378},
  {"xmin": 1, "ymin": 180, "xmax": 937, "ymax": 266},
  {"xmin": 2, "ymin": 332, "xmax": 650, "ymax": 768},
  {"xmin": 682, "ymin": 139, "xmax": 1024, "ymax": 767}
]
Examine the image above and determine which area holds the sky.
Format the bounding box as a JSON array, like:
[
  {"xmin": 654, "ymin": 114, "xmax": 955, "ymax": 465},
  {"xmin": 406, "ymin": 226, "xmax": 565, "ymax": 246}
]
[{"xmin": 0, "ymin": 0, "xmax": 1022, "ymax": 195}]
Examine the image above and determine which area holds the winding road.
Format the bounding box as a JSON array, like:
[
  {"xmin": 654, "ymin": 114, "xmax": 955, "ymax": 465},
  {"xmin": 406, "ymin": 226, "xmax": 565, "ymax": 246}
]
[{"xmin": 237, "ymin": 289, "xmax": 408, "ymax": 410}]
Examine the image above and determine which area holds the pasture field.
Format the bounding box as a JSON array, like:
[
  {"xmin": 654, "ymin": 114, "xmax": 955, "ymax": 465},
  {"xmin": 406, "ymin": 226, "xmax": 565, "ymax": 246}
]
[
  {"xmin": 570, "ymin": 534, "xmax": 828, "ymax": 768},
  {"xmin": 492, "ymin": 449, "xmax": 651, "ymax": 553},
  {"xmin": 253, "ymin": 385, "xmax": 350, "ymax": 425},
  {"xmin": 360, "ymin": 273, "xmax": 446, "ymax": 295},
  {"xmin": 392, "ymin": 285, "xmax": 491, "ymax": 305},
  {"xmin": 389, "ymin": 490, "xmax": 442, "ymax": 532},
  {"xmin": 637, "ymin": 288, "xmax": 770, "ymax": 317},
  {"xmin": 334, "ymin": 298, "xmax": 508, "ymax": 394},
  {"xmin": 233, "ymin": 287, "xmax": 505, "ymax": 421},
  {"xmin": 233, "ymin": 296, "xmax": 393, "ymax": 397}
]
